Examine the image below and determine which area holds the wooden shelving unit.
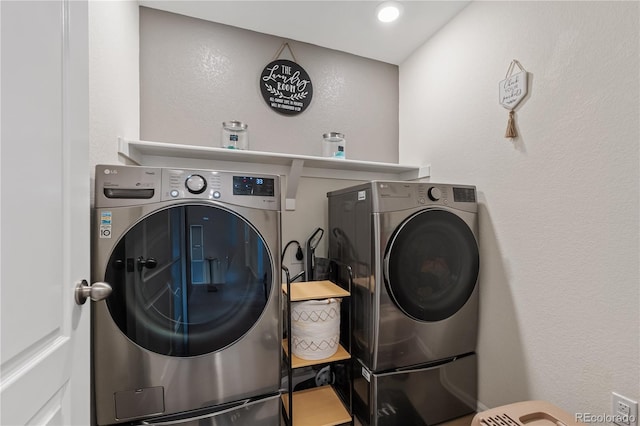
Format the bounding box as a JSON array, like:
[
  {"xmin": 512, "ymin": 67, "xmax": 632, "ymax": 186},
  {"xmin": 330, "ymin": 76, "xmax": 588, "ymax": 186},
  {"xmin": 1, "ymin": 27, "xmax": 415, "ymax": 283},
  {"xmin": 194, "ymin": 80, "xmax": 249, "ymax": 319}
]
[{"xmin": 281, "ymin": 267, "xmax": 353, "ymax": 426}]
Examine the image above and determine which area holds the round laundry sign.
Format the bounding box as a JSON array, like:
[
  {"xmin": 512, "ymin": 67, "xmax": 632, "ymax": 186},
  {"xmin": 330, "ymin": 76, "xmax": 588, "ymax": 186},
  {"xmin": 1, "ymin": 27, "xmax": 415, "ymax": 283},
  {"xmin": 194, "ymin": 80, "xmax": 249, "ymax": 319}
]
[{"xmin": 260, "ymin": 59, "xmax": 313, "ymax": 115}]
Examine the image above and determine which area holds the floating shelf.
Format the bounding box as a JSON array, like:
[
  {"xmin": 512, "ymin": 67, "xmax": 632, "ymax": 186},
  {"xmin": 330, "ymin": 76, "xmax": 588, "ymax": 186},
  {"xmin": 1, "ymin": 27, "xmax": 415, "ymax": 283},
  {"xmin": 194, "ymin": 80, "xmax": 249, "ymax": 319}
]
[
  {"xmin": 281, "ymin": 386, "xmax": 351, "ymax": 426},
  {"xmin": 117, "ymin": 138, "xmax": 430, "ymax": 211},
  {"xmin": 281, "ymin": 280, "xmax": 350, "ymax": 302},
  {"xmin": 282, "ymin": 340, "xmax": 351, "ymax": 369}
]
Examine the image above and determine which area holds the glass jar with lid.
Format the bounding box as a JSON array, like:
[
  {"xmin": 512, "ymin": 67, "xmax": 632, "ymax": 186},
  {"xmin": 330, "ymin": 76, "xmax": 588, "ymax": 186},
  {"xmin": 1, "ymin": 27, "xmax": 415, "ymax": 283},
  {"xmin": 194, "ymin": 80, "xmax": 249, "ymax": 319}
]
[
  {"xmin": 221, "ymin": 121, "xmax": 249, "ymax": 150},
  {"xmin": 322, "ymin": 132, "xmax": 346, "ymax": 159}
]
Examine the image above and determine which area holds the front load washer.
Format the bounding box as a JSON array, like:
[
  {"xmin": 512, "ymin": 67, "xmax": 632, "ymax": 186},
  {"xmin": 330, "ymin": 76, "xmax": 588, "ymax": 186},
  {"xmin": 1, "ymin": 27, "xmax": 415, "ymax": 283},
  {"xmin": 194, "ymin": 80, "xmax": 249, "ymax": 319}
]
[
  {"xmin": 92, "ymin": 165, "xmax": 281, "ymax": 425},
  {"xmin": 327, "ymin": 181, "xmax": 479, "ymax": 370}
]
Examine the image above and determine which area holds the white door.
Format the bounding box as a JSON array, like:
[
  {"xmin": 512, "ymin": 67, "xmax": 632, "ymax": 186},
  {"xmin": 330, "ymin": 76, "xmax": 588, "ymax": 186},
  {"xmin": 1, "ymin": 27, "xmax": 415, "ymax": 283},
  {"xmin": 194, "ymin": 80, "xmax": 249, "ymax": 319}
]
[{"xmin": 1, "ymin": 1, "xmax": 90, "ymax": 425}]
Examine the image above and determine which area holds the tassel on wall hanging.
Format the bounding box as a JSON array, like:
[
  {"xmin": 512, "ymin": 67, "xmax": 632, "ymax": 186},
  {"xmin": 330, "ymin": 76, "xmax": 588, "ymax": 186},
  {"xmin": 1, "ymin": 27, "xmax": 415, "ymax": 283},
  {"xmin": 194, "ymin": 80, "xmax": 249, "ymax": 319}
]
[{"xmin": 499, "ymin": 60, "xmax": 528, "ymax": 138}]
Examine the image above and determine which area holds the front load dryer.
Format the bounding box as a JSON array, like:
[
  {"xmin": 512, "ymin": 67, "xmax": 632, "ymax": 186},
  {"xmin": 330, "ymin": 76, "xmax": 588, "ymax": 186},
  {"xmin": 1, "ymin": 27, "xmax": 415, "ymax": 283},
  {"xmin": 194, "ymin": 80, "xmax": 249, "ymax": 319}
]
[
  {"xmin": 328, "ymin": 181, "xmax": 479, "ymax": 425},
  {"xmin": 92, "ymin": 165, "xmax": 281, "ymax": 425},
  {"xmin": 328, "ymin": 181, "xmax": 480, "ymax": 371}
]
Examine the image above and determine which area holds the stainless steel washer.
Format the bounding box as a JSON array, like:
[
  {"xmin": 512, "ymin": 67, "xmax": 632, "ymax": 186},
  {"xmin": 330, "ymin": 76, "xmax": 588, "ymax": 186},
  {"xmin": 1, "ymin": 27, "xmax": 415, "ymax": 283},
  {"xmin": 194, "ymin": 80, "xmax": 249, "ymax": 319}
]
[{"xmin": 92, "ymin": 165, "xmax": 281, "ymax": 425}]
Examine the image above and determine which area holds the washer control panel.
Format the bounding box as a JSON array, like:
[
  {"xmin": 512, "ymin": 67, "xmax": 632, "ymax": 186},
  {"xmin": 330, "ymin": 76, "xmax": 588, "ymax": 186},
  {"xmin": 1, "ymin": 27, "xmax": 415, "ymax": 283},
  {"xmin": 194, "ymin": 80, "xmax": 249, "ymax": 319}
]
[
  {"xmin": 95, "ymin": 165, "xmax": 280, "ymax": 210},
  {"xmin": 162, "ymin": 168, "xmax": 279, "ymax": 209}
]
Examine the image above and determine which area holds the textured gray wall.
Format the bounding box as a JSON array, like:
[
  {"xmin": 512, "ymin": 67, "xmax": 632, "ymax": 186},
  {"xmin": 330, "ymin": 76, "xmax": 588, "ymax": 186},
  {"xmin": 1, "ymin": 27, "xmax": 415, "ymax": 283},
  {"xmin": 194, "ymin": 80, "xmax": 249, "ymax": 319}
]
[{"xmin": 140, "ymin": 7, "xmax": 399, "ymax": 162}]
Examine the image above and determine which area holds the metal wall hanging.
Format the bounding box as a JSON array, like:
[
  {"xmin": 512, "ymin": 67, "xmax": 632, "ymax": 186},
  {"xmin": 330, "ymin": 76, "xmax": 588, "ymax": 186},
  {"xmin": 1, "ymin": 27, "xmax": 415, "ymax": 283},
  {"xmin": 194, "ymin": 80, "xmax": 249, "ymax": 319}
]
[
  {"xmin": 260, "ymin": 42, "xmax": 313, "ymax": 116},
  {"xmin": 499, "ymin": 60, "xmax": 528, "ymax": 138}
]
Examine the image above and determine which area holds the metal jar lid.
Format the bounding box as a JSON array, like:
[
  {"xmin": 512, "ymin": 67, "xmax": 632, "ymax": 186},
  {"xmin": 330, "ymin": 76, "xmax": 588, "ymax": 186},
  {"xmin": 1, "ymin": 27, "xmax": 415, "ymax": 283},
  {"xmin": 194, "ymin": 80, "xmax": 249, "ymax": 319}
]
[
  {"xmin": 223, "ymin": 121, "xmax": 248, "ymax": 131},
  {"xmin": 323, "ymin": 132, "xmax": 344, "ymax": 140}
]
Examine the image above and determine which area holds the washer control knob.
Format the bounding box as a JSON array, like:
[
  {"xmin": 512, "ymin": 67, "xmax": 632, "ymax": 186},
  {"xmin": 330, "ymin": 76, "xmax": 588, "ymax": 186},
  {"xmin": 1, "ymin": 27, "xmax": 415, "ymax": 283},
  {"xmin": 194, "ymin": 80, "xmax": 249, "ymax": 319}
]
[
  {"xmin": 428, "ymin": 187, "xmax": 442, "ymax": 201},
  {"xmin": 170, "ymin": 189, "xmax": 179, "ymax": 198},
  {"xmin": 185, "ymin": 174, "xmax": 207, "ymax": 194},
  {"xmin": 213, "ymin": 191, "xmax": 221, "ymax": 199}
]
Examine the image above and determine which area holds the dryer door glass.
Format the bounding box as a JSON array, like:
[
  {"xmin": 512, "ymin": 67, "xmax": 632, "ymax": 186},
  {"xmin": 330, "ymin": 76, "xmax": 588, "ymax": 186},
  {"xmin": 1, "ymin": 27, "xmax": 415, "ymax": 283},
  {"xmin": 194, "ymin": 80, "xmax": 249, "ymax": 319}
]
[
  {"xmin": 104, "ymin": 205, "xmax": 273, "ymax": 357},
  {"xmin": 384, "ymin": 209, "xmax": 478, "ymax": 322}
]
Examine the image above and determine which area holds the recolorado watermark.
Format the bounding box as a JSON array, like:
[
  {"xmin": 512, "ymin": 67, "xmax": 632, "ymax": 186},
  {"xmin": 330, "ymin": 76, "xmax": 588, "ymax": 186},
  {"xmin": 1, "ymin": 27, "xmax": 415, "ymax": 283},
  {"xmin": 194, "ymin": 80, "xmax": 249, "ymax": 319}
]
[{"xmin": 575, "ymin": 412, "xmax": 637, "ymax": 424}]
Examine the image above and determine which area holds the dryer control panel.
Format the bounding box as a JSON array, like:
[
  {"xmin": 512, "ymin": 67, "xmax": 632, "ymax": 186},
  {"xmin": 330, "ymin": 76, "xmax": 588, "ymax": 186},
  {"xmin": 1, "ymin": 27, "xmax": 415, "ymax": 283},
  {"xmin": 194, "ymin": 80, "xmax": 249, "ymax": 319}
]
[
  {"xmin": 371, "ymin": 181, "xmax": 477, "ymax": 213},
  {"xmin": 95, "ymin": 165, "xmax": 280, "ymax": 210}
]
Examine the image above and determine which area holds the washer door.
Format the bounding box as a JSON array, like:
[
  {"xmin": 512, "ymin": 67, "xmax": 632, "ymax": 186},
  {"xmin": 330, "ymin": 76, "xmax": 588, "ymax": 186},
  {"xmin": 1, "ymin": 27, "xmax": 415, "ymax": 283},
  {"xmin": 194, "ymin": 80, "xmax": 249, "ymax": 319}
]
[
  {"xmin": 104, "ymin": 204, "xmax": 273, "ymax": 357},
  {"xmin": 384, "ymin": 209, "xmax": 479, "ymax": 322}
]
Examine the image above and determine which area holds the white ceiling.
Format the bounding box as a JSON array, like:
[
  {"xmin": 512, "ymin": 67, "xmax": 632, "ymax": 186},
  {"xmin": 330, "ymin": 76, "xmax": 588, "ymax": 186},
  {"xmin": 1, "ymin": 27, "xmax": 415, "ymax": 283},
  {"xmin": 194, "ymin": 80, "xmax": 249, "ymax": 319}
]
[{"xmin": 138, "ymin": 1, "xmax": 470, "ymax": 65}]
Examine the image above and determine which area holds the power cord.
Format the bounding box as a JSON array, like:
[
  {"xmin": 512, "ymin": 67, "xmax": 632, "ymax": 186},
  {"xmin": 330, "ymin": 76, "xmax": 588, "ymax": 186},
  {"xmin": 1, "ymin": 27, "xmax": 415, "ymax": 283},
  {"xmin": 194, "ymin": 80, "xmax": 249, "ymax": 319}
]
[{"xmin": 282, "ymin": 240, "xmax": 304, "ymax": 261}]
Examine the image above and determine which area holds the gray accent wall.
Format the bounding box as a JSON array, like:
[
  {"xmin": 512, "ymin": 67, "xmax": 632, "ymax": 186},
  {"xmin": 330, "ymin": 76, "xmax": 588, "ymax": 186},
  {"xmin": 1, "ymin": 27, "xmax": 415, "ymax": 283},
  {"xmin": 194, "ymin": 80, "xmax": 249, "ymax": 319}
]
[{"xmin": 140, "ymin": 7, "xmax": 399, "ymax": 162}]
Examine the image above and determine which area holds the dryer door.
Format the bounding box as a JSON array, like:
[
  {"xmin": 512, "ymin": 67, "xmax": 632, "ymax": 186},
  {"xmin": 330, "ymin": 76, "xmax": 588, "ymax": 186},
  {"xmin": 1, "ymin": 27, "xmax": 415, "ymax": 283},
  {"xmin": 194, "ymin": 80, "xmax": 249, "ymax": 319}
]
[
  {"xmin": 104, "ymin": 204, "xmax": 273, "ymax": 357},
  {"xmin": 384, "ymin": 209, "xmax": 479, "ymax": 322}
]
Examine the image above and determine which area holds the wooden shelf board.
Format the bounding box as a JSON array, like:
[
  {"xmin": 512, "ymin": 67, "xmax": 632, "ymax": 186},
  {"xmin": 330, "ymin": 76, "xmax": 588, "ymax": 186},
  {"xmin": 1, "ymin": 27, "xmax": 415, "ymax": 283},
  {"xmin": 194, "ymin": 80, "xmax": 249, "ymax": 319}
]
[
  {"xmin": 281, "ymin": 385, "xmax": 351, "ymax": 426},
  {"xmin": 282, "ymin": 340, "xmax": 351, "ymax": 368},
  {"xmin": 282, "ymin": 280, "xmax": 350, "ymax": 301}
]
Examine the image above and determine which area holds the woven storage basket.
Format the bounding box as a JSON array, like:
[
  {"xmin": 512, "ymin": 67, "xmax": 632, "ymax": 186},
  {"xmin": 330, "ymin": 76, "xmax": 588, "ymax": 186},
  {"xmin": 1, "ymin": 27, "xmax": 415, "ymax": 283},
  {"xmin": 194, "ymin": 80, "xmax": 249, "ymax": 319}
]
[{"xmin": 291, "ymin": 298, "xmax": 341, "ymax": 360}]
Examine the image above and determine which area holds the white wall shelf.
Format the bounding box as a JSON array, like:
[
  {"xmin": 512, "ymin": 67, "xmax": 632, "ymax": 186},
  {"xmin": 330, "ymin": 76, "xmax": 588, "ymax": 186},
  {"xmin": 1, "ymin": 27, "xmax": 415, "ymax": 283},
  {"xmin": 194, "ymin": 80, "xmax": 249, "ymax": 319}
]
[{"xmin": 118, "ymin": 138, "xmax": 430, "ymax": 210}]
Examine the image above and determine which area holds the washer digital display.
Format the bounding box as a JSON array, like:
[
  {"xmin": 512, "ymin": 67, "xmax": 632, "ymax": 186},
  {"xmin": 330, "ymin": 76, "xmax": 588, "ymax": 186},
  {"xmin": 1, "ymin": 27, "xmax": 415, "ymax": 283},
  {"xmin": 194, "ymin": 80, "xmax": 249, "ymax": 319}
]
[{"xmin": 233, "ymin": 176, "xmax": 275, "ymax": 196}]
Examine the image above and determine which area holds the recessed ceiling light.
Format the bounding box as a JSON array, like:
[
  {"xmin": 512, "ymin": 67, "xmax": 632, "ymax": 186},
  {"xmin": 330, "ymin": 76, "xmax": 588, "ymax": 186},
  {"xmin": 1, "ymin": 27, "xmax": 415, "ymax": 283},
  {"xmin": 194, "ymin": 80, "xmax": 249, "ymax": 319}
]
[{"xmin": 376, "ymin": 1, "xmax": 403, "ymax": 23}]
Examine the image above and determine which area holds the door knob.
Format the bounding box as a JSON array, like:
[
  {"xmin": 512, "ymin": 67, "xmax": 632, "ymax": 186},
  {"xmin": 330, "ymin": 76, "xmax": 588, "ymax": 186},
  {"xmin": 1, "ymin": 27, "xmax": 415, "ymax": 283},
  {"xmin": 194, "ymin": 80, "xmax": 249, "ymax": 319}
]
[{"xmin": 75, "ymin": 279, "xmax": 112, "ymax": 305}]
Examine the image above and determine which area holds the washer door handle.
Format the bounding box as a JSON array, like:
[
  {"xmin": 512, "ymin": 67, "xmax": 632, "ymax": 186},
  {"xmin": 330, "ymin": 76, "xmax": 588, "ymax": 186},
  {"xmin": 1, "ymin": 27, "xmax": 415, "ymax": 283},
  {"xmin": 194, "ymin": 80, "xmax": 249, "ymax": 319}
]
[
  {"xmin": 137, "ymin": 256, "xmax": 158, "ymax": 271},
  {"xmin": 74, "ymin": 280, "xmax": 112, "ymax": 305}
]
